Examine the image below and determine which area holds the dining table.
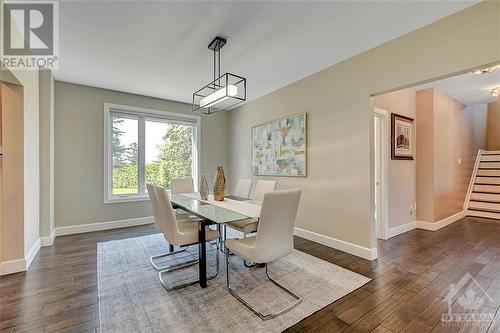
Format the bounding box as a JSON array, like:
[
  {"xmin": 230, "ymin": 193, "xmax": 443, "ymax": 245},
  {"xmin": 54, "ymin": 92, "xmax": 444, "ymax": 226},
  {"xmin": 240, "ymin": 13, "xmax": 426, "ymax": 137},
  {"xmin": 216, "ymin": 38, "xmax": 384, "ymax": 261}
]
[{"xmin": 169, "ymin": 192, "xmax": 262, "ymax": 288}]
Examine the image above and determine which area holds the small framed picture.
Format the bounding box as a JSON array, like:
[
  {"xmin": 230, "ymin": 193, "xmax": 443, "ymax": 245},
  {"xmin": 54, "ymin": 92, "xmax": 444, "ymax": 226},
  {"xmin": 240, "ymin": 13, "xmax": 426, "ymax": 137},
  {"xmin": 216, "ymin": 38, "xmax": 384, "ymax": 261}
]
[{"xmin": 391, "ymin": 113, "xmax": 414, "ymax": 160}]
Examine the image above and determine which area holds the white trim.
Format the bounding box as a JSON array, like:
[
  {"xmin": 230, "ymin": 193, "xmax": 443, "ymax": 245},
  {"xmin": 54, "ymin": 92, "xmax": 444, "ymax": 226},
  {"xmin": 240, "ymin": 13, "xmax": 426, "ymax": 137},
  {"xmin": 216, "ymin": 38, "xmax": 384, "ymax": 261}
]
[
  {"xmin": 0, "ymin": 258, "xmax": 26, "ymax": 276},
  {"xmin": 373, "ymin": 108, "xmax": 390, "ymax": 240},
  {"xmin": 387, "ymin": 221, "xmax": 416, "ymax": 238},
  {"xmin": 416, "ymin": 211, "xmax": 466, "ymax": 231},
  {"xmin": 41, "ymin": 229, "xmax": 56, "ymax": 247},
  {"xmin": 25, "ymin": 238, "xmax": 41, "ymax": 269},
  {"xmin": 294, "ymin": 227, "xmax": 377, "ymax": 260},
  {"xmin": 55, "ymin": 216, "xmax": 154, "ymax": 236},
  {"xmin": 103, "ymin": 103, "xmax": 201, "ymax": 204},
  {"xmin": 464, "ymin": 149, "xmax": 483, "ymax": 211}
]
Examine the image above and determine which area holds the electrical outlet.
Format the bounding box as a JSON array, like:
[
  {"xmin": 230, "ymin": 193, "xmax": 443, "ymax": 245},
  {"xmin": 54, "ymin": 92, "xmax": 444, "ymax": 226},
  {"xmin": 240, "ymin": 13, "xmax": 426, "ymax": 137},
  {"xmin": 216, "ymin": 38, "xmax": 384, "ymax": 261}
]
[{"xmin": 410, "ymin": 203, "xmax": 417, "ymax": 216}]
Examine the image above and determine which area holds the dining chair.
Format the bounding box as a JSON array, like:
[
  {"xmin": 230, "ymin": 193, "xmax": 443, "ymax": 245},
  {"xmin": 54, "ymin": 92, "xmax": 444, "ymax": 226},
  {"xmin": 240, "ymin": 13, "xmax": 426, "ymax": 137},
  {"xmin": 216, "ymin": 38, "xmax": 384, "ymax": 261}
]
[
  {"xmin": 170, "ymin": 178, "xmax": 195, "ymax": 217},
  {"xmin": 254, "ymin": 180, "xmax": 277, "ymax": 202},
  {"xmin": 234, "ymin": 179, "xmax": 252, "ymax": 199},
  {"xmin": 224, "ymin": 179, "xmax": 276, "ymax": 244},
  {"xmin": 171, "ymin": 178, "xmax": 194, "ymax": 193},
  {"xmin": 154, "ymin": 185, "xmax": 220, "ymax": 291},
  {"xmin": 225, "ymin": 189, "xmax": 302, "ymax": 320},
  {"xmin": 147, "ymin": 183, "xmax": 197, "ymax": 270}
]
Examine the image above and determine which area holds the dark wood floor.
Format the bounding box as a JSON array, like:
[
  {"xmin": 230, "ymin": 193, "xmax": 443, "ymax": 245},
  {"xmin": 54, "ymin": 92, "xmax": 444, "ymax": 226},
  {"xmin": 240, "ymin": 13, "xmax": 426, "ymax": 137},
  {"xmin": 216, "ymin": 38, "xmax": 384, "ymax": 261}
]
[{"xmin": 1, "ymin": 217, "xmax": 499, "ymax": 332}]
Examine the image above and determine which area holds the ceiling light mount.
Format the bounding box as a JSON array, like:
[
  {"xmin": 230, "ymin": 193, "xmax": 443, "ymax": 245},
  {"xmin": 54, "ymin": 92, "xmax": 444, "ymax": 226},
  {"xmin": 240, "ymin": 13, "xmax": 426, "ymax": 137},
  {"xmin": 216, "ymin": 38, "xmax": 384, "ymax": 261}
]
[
  {"xmin": 491, "ymin": 87, "xmax": 500, "ymax": 98},
  {"xmin": 208, "ymin": 36, "xmax": 226, "ymax": 52},
  {"xmin": 472, "ymin": 64, "xmax": 500, "ymax": 75},
  {"xmin": 192, "ymin": 36, "xmax": 246, "ymax": 114}
]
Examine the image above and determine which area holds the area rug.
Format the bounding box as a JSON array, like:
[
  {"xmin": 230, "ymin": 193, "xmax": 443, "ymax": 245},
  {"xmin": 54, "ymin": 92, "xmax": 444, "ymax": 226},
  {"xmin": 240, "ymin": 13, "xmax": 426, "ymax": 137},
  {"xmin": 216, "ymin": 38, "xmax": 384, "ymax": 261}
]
[{"xmin": 97, "ymin": 233, "xmax": 370, "ymax": 332}]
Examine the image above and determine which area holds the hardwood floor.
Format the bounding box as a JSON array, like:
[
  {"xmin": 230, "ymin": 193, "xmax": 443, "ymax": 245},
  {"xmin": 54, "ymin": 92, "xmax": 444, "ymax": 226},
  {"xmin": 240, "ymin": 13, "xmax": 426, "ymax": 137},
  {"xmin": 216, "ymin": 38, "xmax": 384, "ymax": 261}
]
[{"xmin": 1, "ymin": 217, "xmax": 498, "ymax": 332}]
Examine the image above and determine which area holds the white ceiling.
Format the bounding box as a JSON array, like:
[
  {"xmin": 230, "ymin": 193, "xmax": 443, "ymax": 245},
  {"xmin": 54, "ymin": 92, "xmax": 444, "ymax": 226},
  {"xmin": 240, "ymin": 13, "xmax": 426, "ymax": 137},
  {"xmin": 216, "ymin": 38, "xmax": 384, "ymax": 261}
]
[
  {"xmin": 412, "ymin": 68, "xmax": 500, "ymax": 106},
  {"xmin": 55, "ymin": 1, "xmax": 478, "ymax": 105}
]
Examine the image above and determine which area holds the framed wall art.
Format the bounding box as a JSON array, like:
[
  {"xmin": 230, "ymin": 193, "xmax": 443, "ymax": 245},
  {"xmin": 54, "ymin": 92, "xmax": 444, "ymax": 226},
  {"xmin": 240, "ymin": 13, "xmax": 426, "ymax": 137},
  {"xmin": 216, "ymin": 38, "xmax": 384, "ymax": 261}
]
[
  {"xmin": 251, "ymin": 113, "xmax": 307, "ymax": 176},
  {"xmin": 391, "ymin": 113, "xmax": 414, "ymax": 160}
]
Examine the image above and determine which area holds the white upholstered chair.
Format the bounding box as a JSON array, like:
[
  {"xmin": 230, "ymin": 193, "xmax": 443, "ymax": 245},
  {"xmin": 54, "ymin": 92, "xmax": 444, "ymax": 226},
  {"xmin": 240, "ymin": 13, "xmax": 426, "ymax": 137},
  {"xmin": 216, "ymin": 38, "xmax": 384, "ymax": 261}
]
[
  {"xmin": 171, "ymin": 178, "xmax": 194, "ymax": 193},
  {"xmin": 170, "ymin": 178, "xmax": 195, "ymax": 217},
  {"xmin": 225, "ymin": 189, "xmax": 302, "ymax": 320},
  {"xmin": 234, "ymin": 179, "xmax": 252, "ymax": 199},
  {"xmin": 224, "ymin": 179, "xmax": 277, "ymax": 242},
  {"xmin": 152, "ymin": 185, "xmax": 219, "ymax": 290},
  {"xmin": 254, "ymin": 180, "xmax": 277, "ymax": 202},
  {"xmin": 147, "ymin": 183, "xmax": 197, "ymax": 270}
]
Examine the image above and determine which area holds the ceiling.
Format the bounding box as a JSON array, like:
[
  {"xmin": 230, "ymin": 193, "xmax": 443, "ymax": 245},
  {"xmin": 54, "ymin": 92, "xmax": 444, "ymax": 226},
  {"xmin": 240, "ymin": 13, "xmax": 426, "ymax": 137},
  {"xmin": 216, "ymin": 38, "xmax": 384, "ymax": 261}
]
[
  {"xmin": 412, "ymin": 67, "xmax": 500, "ymax": 106},
  {"xmin": 55, "ymin": 1, "xmax": 478, "ymax": 105}
]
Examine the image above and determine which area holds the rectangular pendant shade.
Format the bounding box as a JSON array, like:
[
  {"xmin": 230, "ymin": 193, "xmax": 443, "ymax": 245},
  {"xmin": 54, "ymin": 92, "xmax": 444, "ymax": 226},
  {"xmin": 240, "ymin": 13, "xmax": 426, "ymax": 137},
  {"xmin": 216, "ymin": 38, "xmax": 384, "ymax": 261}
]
[
  {"xmin": 192, "ymin": 72, "xmax": 246, "ymax": 114},
  {"xmin": 200, "ymin": 84, "xmax": 238, "ymax": 108}
]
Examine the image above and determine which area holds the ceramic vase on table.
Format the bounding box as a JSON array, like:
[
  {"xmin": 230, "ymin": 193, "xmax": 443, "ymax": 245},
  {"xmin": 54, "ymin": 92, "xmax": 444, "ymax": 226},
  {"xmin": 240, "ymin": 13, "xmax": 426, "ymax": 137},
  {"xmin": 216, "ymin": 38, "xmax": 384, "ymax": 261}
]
[
  {"xmin": 200, "ymin": 175, "xmax": 209, "ymax": 200},
  {"xmin": 213, "ymin": 166, "xmax": 226, "ymax": 201}
]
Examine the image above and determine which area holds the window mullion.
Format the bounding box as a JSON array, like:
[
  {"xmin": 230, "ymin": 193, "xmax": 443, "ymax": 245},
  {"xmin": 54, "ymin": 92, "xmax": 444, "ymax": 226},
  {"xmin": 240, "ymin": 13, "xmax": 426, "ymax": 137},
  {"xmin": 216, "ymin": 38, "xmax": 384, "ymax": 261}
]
[{"xmin": 138, "ymin": 117, "xmax": 146, "ymax": 194}]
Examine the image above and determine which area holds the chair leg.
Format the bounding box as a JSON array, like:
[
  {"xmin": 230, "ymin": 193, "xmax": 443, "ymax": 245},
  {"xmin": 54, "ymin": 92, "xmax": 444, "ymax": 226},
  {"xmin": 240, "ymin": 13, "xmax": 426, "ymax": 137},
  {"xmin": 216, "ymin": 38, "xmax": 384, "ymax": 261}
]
[
  {"xmin": 150, "ymin": 246, "xmax": 192, "ymax": 271},
  {"xmin": 242, "ymin": 232, "xmax": 255, "ymax": 268},
  {"xmin": 225, "ymin": 251, "xmax": 302, "ymax": 321},
  {"xmin": 159, "ymin": 243, "xmax": 220, "ymax": 291}
]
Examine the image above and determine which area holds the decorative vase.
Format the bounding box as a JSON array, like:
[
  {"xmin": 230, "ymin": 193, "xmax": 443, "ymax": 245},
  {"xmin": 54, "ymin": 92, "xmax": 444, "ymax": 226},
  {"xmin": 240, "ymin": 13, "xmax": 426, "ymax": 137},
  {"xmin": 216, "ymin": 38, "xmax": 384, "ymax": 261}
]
[
  {"xmin": 200, "ymin": 175, "xmax": 209, "ymax": 200},
  {"xmin": 213, "ymin": 166, "xmax": 226, "ymax": 201}
]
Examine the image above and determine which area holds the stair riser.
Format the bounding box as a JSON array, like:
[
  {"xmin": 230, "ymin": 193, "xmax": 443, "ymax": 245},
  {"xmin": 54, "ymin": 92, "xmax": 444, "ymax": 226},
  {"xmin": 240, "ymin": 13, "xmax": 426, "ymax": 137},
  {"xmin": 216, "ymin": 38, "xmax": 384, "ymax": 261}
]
[
  {"xmin": 475, "ymin": 177, "xmax": 500, "ymax": 185},
  {"xmin": 468, "ymin": 201, "xmax": 500, "ymax": 212},
  {"xmin": 479, "ymin": 162, "xmax": 500, "ymax": 169},
  {"xmin": 470, "ymin": 193, "xmax": 500, "ymax": 203},
  {"xmin": 477, "ymin": 169, "xmax": 500, "ymax": 177},
  {"xmin": 467, "ymin": 210, "xmax": 500, "ymax": 220},
  {"xmin": 473, "ymin": 185, "xmax": 500, "ymax": 194},
  {"xmin": 481, "ymin": 155, "xmax": 500, "ymax": 162}
]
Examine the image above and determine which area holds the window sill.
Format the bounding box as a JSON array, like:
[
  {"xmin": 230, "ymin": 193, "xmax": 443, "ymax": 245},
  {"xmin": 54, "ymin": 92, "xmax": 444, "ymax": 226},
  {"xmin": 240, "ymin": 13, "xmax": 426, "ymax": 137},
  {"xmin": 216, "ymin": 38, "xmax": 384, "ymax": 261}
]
[{"xmin": 104, "ymin": 195, "xmax": 150, "ymax": 204}]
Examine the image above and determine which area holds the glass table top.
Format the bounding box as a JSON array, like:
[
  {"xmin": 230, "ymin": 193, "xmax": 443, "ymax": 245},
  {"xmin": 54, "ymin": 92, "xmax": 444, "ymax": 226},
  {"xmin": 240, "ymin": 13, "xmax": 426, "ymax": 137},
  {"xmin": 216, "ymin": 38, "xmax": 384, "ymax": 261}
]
[{"xmin": 170, "ymin": 193, "xmax": 252, "ymax": 224}]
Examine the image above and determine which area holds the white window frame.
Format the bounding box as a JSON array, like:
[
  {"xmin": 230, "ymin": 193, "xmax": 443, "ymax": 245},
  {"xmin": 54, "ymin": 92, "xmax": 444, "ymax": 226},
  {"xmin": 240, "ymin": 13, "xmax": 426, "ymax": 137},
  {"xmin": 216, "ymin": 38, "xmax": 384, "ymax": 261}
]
[{"xmin": 104, "ymin": 103, "xmax": 201, "ymax": 204}]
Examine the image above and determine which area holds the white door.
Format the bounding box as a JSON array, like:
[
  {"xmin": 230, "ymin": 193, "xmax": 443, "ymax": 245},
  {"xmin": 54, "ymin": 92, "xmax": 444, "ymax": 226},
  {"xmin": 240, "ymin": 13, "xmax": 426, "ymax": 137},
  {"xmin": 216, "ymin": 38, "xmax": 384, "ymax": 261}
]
[{"xmin": 374, "ymin": 109, "xmax": 388, "ymax": 240}]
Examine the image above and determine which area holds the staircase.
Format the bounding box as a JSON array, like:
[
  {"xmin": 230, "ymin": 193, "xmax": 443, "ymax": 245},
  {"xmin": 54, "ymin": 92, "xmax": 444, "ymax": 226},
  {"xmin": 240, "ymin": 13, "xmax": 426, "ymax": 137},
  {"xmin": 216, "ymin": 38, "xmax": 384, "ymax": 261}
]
[{"xmin": 465, "ymin": 150, "xmax": 500, "ymax": 220}]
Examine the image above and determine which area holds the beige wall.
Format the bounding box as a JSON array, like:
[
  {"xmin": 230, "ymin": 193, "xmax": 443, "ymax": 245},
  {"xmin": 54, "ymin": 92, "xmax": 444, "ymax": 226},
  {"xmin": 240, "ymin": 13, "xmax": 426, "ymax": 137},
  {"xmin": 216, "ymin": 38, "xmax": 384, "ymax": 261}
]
[
  {"xmin": 416, "ymin": 89, "xmax": 435, "ymax": 222},
  {"xmin": 228, "ymin": 1, "xmax": 500, "ymax": 250},
  {"xmin": 416, "ymin": 88, "xmax": 487, "ymax": 222},
  {"xmin": 9, "ymin": 69, "xmax": 40, "ymax": 257},
  {"xmin": 373, "ymin": 89, "xmax": 416, "ymax": 229},
  {"xmin": 54, "ymin": 81, "xmax": 229, "ymax": 227},
  {"xmin": 487, "ymin": 101, "xmax": 500, "ymax": 150},
  {"xmin": 39, "ymin": 70, "xmax": 55, "ymax": 237},
  {"xmin": 1, "ymin": 83, "xmax": 25, "ymax": 262}
]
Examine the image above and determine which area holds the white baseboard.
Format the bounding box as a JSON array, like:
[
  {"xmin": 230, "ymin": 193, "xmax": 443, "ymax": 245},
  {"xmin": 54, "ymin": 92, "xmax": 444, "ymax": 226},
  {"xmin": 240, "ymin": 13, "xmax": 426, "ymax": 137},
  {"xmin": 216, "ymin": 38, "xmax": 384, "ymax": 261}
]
[
  {"xmin": 25, "ymin": 238, "xmax": 41, "ymax": 269},
  {"xmin": 294, "ymin": 227, "xmax": 377, "ymax": 261},
  {"xmin": 0, "ymin": 258, "xmax": 26, "ymax": 276},
  {"xmin": 387, "ymin": 221, "xmax": 416, "ymax": 239},
  {"xmin": 0, "ymin": 237, "xmax": 42, "ymax": 276},
  {"xmin": 55, "ymin": 216, "xmax": 154, "ymax": 237},
  {"xmin": 41, "ymin": 229, "xmax": 56, "ymax": 247},
  {"xmin": 0, "ymin": 217, "xmax": 153, "ymax": 276},
  {"xmin": 416, "ymin": 211, "xmax": 466, "ymax": 231}
]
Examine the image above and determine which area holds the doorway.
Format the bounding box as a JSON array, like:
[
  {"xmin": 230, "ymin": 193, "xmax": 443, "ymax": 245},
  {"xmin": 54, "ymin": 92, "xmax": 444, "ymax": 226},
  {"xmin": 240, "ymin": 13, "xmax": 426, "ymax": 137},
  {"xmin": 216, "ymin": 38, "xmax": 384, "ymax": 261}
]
[{"xmin": 374, "ymin": 108, "xmax": 389, "ymax": 240}]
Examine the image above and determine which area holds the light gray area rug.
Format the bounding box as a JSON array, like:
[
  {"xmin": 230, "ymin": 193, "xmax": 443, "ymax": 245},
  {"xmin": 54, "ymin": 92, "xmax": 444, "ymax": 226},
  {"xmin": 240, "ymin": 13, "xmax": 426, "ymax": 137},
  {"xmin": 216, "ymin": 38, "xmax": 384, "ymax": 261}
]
[{"xmin": 98, "ymin": 234, "xmax": 370, "ymax": 333}]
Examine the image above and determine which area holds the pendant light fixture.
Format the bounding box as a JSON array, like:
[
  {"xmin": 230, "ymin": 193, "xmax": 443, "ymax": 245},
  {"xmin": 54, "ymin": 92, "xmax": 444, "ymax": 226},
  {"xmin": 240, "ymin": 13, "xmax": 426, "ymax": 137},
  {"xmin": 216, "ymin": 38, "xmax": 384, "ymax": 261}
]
[{"xmin": 192, "ymin": 36, "xmax": 246, "ymax": 114}]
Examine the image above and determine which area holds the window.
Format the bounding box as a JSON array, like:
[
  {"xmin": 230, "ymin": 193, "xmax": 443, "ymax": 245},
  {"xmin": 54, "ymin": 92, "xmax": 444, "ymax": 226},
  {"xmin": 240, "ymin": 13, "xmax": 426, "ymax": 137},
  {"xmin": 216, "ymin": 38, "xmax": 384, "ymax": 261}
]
[{"xmin": 104, "ymin": 103, "xmax": 200, "ymax": 203}]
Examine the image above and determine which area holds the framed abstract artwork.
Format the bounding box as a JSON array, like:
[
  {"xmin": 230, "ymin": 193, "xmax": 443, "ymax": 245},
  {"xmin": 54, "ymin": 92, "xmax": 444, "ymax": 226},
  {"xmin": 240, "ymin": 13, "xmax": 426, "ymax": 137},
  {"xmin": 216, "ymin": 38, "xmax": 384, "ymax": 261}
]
[
  {"xmin": 391, "ymin": 113, "xmax": 414, "ymax": 160},
  {"xmin": 251, "ymin": 113, "xmax": 307, "ymax": 177}
]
